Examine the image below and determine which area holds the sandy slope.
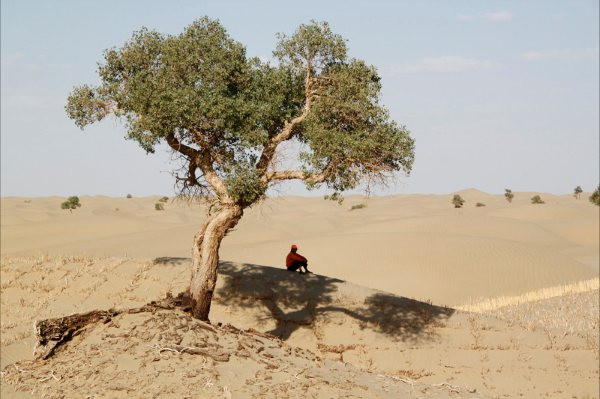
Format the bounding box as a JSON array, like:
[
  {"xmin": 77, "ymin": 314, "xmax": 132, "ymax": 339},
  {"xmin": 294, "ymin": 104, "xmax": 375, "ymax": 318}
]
[
  {"xmin": 0, "ymin": 256, "xmax": 598, "ymax": 398},
  {"xmin": 1, "ymin": 192, "xmax": 598, "ymax": 306},
  {"xmin": 1, "ymin": 193, "xmax": 598, "ymax": 397}
]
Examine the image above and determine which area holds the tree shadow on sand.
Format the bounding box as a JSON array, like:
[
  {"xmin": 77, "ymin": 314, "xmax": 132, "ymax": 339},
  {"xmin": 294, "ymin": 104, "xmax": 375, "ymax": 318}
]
[{"xmin": 216, "ymin": 261, "xmax": 454, "ymax": 342}]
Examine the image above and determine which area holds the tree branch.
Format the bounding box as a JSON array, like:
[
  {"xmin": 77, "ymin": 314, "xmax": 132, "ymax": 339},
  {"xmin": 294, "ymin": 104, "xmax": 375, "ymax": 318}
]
[
  {"xmin": 267, "ymin": 169, "xmax": 326, "ymax": 184},
  {"xmin": 167, "ymin": 133, "xmax": 231, "ymax": 203},
  {"xmin": 166, "ymin": 134, "xmax": 199, "ymax": 159},
  {"xmin": 255, "ymin": 62, "xmax": 317, "ymax": 175},
  {"xmin": 195, "ymin": 150, "xmax": 232, "ymax": 203}
]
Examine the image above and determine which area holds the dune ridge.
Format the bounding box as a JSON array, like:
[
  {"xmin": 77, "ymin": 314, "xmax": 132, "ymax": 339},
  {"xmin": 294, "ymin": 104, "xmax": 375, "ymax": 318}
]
[
  {"xmin": 1, "ymin": 193, "xmax": 597, "ymax": 306},
  {"xmin": 456, "ymin": 277, "xmax": 599, "ymax": 313}
]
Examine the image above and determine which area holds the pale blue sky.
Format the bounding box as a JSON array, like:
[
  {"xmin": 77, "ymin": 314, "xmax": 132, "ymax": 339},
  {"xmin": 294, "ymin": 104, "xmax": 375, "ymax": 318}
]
[{"xmin": 1, "ymin": 0, "xmax": 598, "ymax": 196}]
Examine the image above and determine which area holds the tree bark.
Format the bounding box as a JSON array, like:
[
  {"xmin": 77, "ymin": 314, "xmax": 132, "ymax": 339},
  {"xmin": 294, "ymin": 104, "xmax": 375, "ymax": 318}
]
[{"xmin": 190, "ymin": 204, "xmax": 243, "ymax": 320}]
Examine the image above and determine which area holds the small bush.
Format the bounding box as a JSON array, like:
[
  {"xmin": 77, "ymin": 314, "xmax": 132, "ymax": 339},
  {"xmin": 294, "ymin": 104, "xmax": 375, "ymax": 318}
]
[
  {"xmin": 531, "ymin": 195, "xmax": 545, "ymax": 204},
  {"xmin": 61, "ymin": 196, "xmax": 81, "ymax": 211},
  {"xmin": 324, "ymin": 192, "xmax": 344, "ymax": 204},
  {"xmin": 350, "ymin": 203, "xmax": 366, "ymax": 211},
  {"xmin": 126, "ymin": 194, "xmax": 132, "ymax": 198},
  {"xmin": 452, "ymin": 194, "xmax": 465, "ymax": 208},
  {"xmin": 159, "ymin": 196, "xmax": 169, "ymax": 203},
  {"xmin": 23, "ymin": 200, "xmax": 31, "ymax": 203},
  {"xmin": 475, "ymin": 202, "xmax": 486, "ymax": 207},
  {"xmin": 155, "ymin": 203, "xmax": 164, "ymax": 211},
  {"xmin": 574, "ymin": 186, "xmax": 583, "ymax": 199},
  {"xmin": 590, "ymin": 185, "xmax": 600, "ymax": 206},
  {"xmin": 504, "ymin": 189, "xmax": 514, "ymax": 203}
]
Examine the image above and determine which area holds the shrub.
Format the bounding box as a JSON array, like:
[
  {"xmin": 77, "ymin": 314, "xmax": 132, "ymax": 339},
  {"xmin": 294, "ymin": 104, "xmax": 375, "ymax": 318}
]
[
  {"xmin": 504, "ymin": 189, "xmax": 514, "ymax": 203},
  {"xmin": 60, "ymin": 196, "xmax": 81, "ymax": 211},
  {"xmin": 350, "ymin": 203, "xmax": 366, "ymax": 211},
  {"xmin": 324, "ymin": 192, "xmax": 344, "ymax": 204},
  {"xmin": 475, "ymin": 202, "xmax": 486, "ymax": 207},
  {"xmin": 159, "ymin": 196, "xmax": 169, "ymax": 203},
  {"xmin": 155, "ymin": 203, "xmax": 164, "ymax": 211},
  {"xmin": 126, "ymin": 193, "xmax": 132, "ymax": 198},
  {"xmin": 531, "ymin": 195, "xmax": 545, "ymax": 204},
  {"xmin": 590, "ymin": 185, "xmax": 600, "ymax": 206},
  {"xmin": 452, "ymin": 194, "xmax": 465, "ymax": 208},
  {"xmin": 23, "ymin": 200, "xmax": 31, "ymax": 203},
  {"xmin": 573, "ymin": 186, "xmax": 583, "ymax": 199}
]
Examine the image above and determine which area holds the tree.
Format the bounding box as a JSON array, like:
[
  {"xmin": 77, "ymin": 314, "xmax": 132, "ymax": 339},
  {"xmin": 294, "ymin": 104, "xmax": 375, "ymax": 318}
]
[
  {"xmin": 504, "ymin": 188, "xmax": 514, "ymax": 203},
  {"xmin": 452, "ymin": 194, "xmax": 465, "ymax": 208},
  {"xmin": 531, "ymin": 195, "xmax": 544, "ymax": 204},
  {"xmin": 61, "ymin": 196, "xmax": 81, "ymax": 211},
  {"xmin": 574, "ymin": 186, "xmax": 583, "ymax": 199},
  {"xmin": 590, "ymin": 185, "xmax": 600, "ymax": 206},
  {"xmin": 66, "ymin": 18, "xmax": 414, "ymax": 321}
]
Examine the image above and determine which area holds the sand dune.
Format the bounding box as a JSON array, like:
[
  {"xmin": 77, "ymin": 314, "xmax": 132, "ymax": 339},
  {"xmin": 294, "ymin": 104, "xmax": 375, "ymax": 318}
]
[
  {"xmin": 0, "ymin": 255, "xmax": 598, "ymax": 398},
  {"xmin": 1, "ymin": 193, "xmax": 598, "ymax": 397},
  {"xmin": 2, "ymin": 193, "xmax": 597, "ymax": 306}
]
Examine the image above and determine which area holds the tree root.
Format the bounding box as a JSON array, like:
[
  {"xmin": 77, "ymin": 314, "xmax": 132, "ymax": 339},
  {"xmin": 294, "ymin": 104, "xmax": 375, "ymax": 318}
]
[
  {"xmin": 33, "ymin": 292, "xmax": 224, "ymax": 361},
  {"xmin": 154, "ymin": 344, "xmax": 229, "ymax": 362}
]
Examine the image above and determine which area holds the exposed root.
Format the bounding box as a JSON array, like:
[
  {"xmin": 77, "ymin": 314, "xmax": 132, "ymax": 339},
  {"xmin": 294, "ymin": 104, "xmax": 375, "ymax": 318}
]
[
  {"xmin": 432, "ymin": 382, "xmax": 461, "ymax": 393},
  {"xmin": 33, "ymin": 292, "xmax": 220, "ymax": 361},
  {"xmin": 153, "ymin": 344, "xmax": 229, "ymax": 362}
]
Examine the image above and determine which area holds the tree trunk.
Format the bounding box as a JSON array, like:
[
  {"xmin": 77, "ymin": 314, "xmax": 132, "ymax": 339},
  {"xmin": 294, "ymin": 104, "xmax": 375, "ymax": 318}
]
[{"xmin": 190, "ymin": 204, "xmax": 243, "ymax": 320}]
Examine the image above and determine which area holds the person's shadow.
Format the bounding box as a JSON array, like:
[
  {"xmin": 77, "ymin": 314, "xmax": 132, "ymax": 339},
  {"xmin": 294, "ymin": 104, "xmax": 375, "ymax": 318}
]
[{"xmin": 216, "ymin": 261, "xmax": 454, "ymax": 342}]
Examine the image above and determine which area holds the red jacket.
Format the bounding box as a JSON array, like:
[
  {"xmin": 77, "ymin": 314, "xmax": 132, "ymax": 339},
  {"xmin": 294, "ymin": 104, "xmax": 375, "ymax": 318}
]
[{"xmin": 286, "ymin": 252, "xmax": 307, "ymax": 268}]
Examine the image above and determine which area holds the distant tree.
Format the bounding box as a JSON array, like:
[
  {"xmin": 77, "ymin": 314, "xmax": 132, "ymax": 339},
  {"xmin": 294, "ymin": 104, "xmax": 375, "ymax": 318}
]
[
  {"xmin": 61, "ymin": 196, "xmax": 81, "ymax": 211},
  {"xmin": 324, "ymin": 192, "xmax": 344, "ymax": 204},
  {"xmin": 475, "ymin": 202, "xmax": 486, "ymax": 207},
  {"xmin": 590, "ymin": 185, "xmax": 600, "ymax": 206},
  {"xmin": 531, "ymin": 195, "xmax": 545, "ymax": 204},
  {"xmin": 65, "ymin": 18, "xmax": 415, "ymax": 321},
  {"xmin": 573, "ymin": 186, "xmax": 583, "ymax": 199},
  {"xmin": 126, "ymin": 194, "xmax": 133, "ymax": 199},
  {"xmin": 452, "ymin": 194, "xmax": 465, "ymax": 208},
  {"xmin": 504, "ymin": 189, "xmax": 514, "ymax": 203},
  {"xmin": 155, "ymin": 203, "xmax": 164, "ymax": 211},
  {"xmin": 159, "ymin": 196, "xmax": 169, "ymax": 203}
]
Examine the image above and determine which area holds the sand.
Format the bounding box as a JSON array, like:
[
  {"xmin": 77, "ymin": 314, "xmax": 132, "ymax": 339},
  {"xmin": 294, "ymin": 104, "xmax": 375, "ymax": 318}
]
[{"xmin": 1, "ymin": 192, "xmax": 598, "ymax": 397}]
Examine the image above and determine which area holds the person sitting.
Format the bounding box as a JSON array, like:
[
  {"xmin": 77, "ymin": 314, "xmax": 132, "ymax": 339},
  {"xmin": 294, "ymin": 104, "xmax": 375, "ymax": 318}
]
[{"xmin": 286, "ymin": 244, "xmax": 310, "ymax": 274}]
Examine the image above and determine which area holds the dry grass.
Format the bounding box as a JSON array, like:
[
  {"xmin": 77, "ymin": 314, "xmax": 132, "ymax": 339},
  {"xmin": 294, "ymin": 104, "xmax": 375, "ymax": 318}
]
[{"xmin": 456, "ymin": 278, "xmax": 599, "ymax": 313}]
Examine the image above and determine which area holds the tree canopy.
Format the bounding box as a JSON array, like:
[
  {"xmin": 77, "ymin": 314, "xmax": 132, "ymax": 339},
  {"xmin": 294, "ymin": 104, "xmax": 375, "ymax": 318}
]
[{"xmin": 66, "ymin": 18, "xmax": 414, "ymax": 206}]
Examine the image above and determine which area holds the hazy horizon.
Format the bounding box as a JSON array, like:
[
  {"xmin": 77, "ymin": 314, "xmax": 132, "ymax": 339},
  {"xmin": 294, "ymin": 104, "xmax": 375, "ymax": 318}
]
[
  {"xmin": 2, "ymin": 0, "xmax": 598, "ymax": 197},
  {"xmin": 1, "ymin": 187, "xmax": 596, "ymax": 199}
]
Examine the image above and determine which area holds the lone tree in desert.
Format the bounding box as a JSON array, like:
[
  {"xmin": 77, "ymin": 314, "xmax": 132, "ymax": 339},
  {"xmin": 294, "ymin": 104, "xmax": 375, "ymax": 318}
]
[
  {"xmin": 504, "ymin": 188, "xmax": 514, "ymax": 203},
  {"xmin": 452, "ymin": 194, "xmax": 465, "ymax": 208},
  {"xmin": 65, "ymin": 18, "xmax": 414, "ymax": 320},
  {"xmin": 573, "ymin": 186, "xmax": 583, "ymax": 199},
  {"xmin": 590, "ymin": 185, "xmax": 600, "ymax": 206}
]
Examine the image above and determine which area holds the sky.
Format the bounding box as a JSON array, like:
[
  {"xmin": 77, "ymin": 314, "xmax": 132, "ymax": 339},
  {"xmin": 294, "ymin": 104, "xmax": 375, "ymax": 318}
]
[{"xmin": 1, "ymin": 0, "xmax": 598, "ymax": 197}]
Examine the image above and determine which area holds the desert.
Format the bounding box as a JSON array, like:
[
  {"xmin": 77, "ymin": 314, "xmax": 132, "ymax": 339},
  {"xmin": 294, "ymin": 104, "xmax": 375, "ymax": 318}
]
[
  {"xmin": 2, "ymin": 2, "xmax": 599, "ymax": 398},
  {"xmin": 1, "ymin": 192, "xmax": 598, "ymax": 398}
]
